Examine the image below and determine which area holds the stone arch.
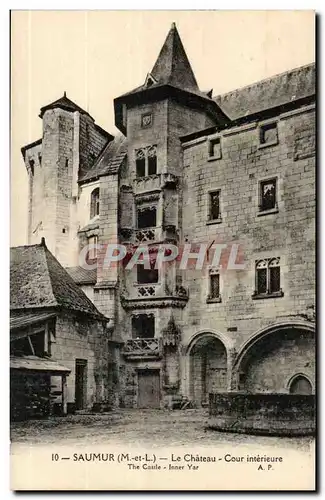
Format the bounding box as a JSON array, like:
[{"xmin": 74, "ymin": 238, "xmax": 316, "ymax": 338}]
[
  {"xmin": 287, "ymin": 373, "xmax": 313, "ymax": 394},
  {"xmin": 186, "ymin": 330, "xmax": 229, "ymax": 406},
  {"xmin": 233, "ymin": 321, "xmax": 315, "ymax": 393}
]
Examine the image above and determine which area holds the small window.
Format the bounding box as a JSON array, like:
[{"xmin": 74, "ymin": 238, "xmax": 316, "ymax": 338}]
[
  {"xmin": 260, "ymin": 179, "xmax": 277, "ymax": 212},
  {"xmin": 137, "ymin": 207, "xmax": 157, "ymax": 229},
  {"xmin": 209, "ymin": 137, "xmax": 222, "ymax": 159},
  {"xmin": 259, "ymin": 122, "xmax": 278, "ymax": 146},
  {"xmin": 90, "ymin": 188, "xmax": 100, "ymax": 218},
  {"xmin": 137, "ymin": 265, "xmax": 158, "ymax": 284},
  {"xmin": 132, "ymin": 314, "xmax": 155, "ymax": 339},
  {"xmin": 38, "ymin": 153, "xmax": 42, "ymax": 165},
  {"xmin": 209, "ymin": 191, "xmax": 221, "ymax": 221},
  {"xmin": 255, "ymin": 257, "xmax": 282, "ymax": 297},
  {"xmin": 208, "ymin": 271, "xmax": 220, "ymax": 301},
  {"xmin": 136, "ymin": 149, "xmax": 146, "ymax": 178},
  {"xmin": 147, "ymin": 146, "xmax": 157, "ymax": 175},
  {"xmin": 135, "ymin": 145, "xmax": 157, "ymax": 178},
  {"xmin": 87, "ymin": 235, "xmax": 98, "ymax": 260}
]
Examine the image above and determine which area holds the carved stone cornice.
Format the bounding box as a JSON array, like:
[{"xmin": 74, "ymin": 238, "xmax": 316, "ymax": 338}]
[
  {"xmin": 120, "ymin": 295, "xmax": 188, "ymax": 310},
  {"xmin": 135, "ymin": 192, "xmax": 160, "ymax": 204}
]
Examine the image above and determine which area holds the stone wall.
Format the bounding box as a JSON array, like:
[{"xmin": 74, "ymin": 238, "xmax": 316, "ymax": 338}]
[
  {"xmin": 241, "ymin": 329, "xmax": 315, "ymax": 393},
  {"xmin": 51, "ymin": 311, "xmax": 116, "ymax": 409},
  {"xmin": 180, "ymin": 103, "xmax": 316, "ymax": 357},
  {"xmin": 208, "ymin": 393, "xmax": 315, "ymax": 436}
]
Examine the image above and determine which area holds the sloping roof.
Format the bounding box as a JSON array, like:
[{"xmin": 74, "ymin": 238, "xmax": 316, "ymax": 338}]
[
  {"xmin": 10, "ymin": 311, "xmax": 57, "ymax": 332},
  {"xmin": 214, "ymin": 63, "xmax": 315, "ymax": 121},
  {"xmin": 10, "ymin": 241, "xmax": 104, "ymax": 318},
  {"xmin": 116, "ymin": 24, "xmax": 217, "ymax": 103},
  {"xmin": 79, "ymin": 134, "xmax": 127, "ymax": 183},
  {"xmin": 39, "ymin": 92, "xmax": 92, "ymax": 119},
  {"xmin": 66, "ymin": 266, "xmax": 97, "ymax": 285},
  {"xmin": 10, "ymin": 355, "xmax": 71, "ymax": 374},
  {"xmin": 150, "ymin": 22, "xmax": 199, "ymax": 93}
]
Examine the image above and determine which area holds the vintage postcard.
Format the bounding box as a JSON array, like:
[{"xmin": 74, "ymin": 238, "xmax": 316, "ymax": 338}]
[{"xmin": 10, "ymin": 10, "xmax": 316, "ymax": 491}]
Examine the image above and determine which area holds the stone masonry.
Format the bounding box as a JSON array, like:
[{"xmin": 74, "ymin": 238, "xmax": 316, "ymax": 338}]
[{"xmin": 20, "ymin": 23, "xmax": 316, "ymax": 410}]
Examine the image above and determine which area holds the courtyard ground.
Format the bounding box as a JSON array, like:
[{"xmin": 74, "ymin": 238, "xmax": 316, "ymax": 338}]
[{"xmin": 10, "ymin": 408, "xmax": 314, "ymax": 450}]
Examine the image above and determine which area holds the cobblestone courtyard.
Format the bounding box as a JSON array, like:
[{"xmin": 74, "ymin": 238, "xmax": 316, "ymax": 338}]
[{"xmin": 10, "ymin": 409, "xmax": 313, "ymax": 450}]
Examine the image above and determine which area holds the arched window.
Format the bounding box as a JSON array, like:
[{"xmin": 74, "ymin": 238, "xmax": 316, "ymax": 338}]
[
  {"xmin": 90, "ymin": 188, "xmax": 100, "ymax": 219},
  {"xmin": 289, "ymin": 375, "xmax": 312, "ymax": 395},
  {"xmin": 255, "ymin": 257, "xmax": 281, "ymax": 296}
]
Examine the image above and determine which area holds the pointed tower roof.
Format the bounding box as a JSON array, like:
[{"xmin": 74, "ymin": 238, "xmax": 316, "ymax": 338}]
[
  {"xmin": 150, "ymin": 22, "xmax": 199, "ymax": 92},
  {"xmin": 114, "ymin": 23, "xmax": 230, "ymax": 134}
]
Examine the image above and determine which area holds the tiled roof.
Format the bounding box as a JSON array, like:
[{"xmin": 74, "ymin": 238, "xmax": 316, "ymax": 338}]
[
  {"xmin": 10, "ymin": 311, "xmax": 57, "ymax": 332},
  {"xmin": 10, "ymin": 355, "xmax": 71, "ymax": 374},
  {"xmin": 66, "ymin": 266, "xmax": 97, "ymax": 285},
  {"xmin": 10, "ymin": 241, "xmax": 104, "ymax": 318},
  {"xmin": 79, "ymin": 134, "xmax": 127, "ymax": 183},
  {"xmin": 214, "ymin": 63, "xmax": 315, "ymax": 121}
]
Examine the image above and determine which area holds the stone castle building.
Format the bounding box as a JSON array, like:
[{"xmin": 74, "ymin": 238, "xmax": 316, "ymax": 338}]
[{"xmin": 20, "ymin": 23, "xmax": 315, "ymax": 409}]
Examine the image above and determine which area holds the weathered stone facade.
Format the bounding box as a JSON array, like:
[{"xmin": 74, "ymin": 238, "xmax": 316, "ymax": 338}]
[{"xmin": 20, "ymin": 23, "xmax": 315, "ymax": 410}]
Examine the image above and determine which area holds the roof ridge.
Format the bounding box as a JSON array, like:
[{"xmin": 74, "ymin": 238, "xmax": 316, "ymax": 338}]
[
  {"xmin": 10, "ymin": 242, "xmax": 43, "ymax": 250},
  {"xmin": 214, "ymin": 62, "xmax": 315, "ymax": 99}
]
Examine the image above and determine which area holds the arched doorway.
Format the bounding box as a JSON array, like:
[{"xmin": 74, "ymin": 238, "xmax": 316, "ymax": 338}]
[
  {"xmin": 189, "ymin": 335, "xmax": 227, "ymax": 406},
  {"xmin": 234, "ymin": 324, "xmax": 315, "ymax": 393},
  {"xmin": 289, "ymin": 375, "xmax": 312, "ymax": 395}
]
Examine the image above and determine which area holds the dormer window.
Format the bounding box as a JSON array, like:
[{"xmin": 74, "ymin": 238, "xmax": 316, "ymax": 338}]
[
  {"xmin": 90, "ymin": 188, "xmax": 100, "ymax": 218},
  {"xmin": 144, "ymin": 73, "xmax": 157, "ymax": 88}
]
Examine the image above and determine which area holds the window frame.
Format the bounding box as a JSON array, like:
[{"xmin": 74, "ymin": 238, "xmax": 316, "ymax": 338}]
[
  {"xmin": 207, "ymin": 268, "xmax": 221, "ymax": 303},
  {"xmin": 137, "ymin": 206, "xmax": 157, "ymax": 229},
  {"xmin": 258, "ymin": 120, "xmax": 279, "ymax": 149},
  {"xmin": 253, "ymin": 257, "xmax": 283, "ymax": 299},
  {"xmin": 90, "ymin": 187, "xmax": 100, "ymax": 219},
  {"xmin": 207, "ymin": 189, "xmax": 222, "ymax": 224},
  {"xmin": 87, "ymin": 235, "xmax": 98, "ymax": 261},
  {"xmin": 257, "ymin": 176, "xmax": 279, "ymax": 216},
  {"xmin": 132, "ymin": 313, "xmax": 155, "ymax": 339},
  {"xmin": 135, "ymin": 145, "xmax": 157, "ymax": 178},
  {"xmin": 207, "ymin": 135, "xmax": 222, "ymax": 161}
]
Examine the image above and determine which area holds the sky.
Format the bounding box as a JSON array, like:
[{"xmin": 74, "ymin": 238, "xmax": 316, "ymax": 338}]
[{"xmin": 10, "ymin": 10, "xmax": 315, "ymax": 246}]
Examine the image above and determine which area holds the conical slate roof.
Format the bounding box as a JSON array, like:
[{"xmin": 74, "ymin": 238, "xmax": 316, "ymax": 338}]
[
  {"xmin": 10, "ymin": 240, "xmax": 104, "ymax": 318},
  {"xmin": 150, "ymin": 23, "xmax": 199, "ymax": 92}
]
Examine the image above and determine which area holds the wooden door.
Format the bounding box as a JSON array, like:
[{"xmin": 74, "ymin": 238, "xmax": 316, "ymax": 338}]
[
  {"xmin": 75, "ymin": 359, "xmax": 87, "ymax": 410},
  {"xmin": 137, "ymin": 370, "xmax": 160, "ymax": 408}
]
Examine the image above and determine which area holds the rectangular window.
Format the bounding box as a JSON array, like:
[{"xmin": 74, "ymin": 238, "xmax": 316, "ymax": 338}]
[
  {"xmin": 208, "ymin": 137, "xmax": 222, "ymax": 159},
  {"xmin": 260, "ymin": 178, "xmax": 277, "ymax": 212},
  {"xmin": 87, "ymin": 235, "xmax": 98, "ymax": 260},
  {"xmin": 135, "ymin": 145, "xmax": 157, "ymax": 177},
  {"xmin": 148, "ymin": 154, "xmax": 157, "ymax": 175},
  {"xmin": 209, "ymin": 272, "xmax": 220, "ymax": 299},
  {"xmin": 136, "ymin": 156, "xmax": 146, "ymax": 178},
  {"xmin": 137, "ymin": 207, "xmax": 157, "ymax": 229},
  {"xmin": 259, "ymin": 122, "xmax": 278, "ymax": 146},
  {"xmin": 254, "ymin": 257, "xmax": 282, "ymax": 298},
  {"xmin": 132, "ymin": 314, "xmax": 155, "ymax": 339},
  {"xmin": 137, "ymin": 265, "xmax": 159, "ymax": 284},
  {"xmin": 209, "ymin": 191, "xmax": 221, "ymax": 221}
]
